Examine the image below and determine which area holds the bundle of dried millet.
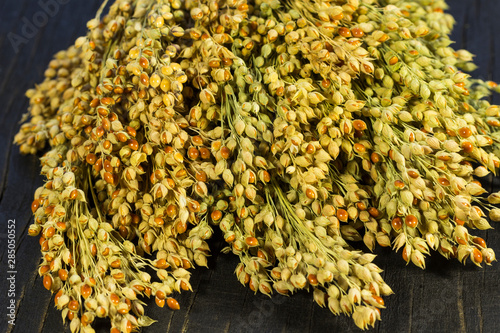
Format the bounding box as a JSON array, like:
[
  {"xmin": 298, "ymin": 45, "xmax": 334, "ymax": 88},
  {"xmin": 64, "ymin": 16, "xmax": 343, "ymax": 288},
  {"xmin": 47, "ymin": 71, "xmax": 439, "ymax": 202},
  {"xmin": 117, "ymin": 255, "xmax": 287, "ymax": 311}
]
[{"xmin": 14, "ymin": 0, "xmax": 500, "ymax": 331}]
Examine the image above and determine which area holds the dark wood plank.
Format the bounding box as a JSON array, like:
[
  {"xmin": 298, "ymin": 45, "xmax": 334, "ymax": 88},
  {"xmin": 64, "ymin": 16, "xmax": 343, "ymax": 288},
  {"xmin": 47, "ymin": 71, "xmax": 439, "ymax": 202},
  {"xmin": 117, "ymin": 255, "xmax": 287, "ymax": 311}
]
[{"xmin": 0, "ymin": 1, "xmax": 499, "ymax": 333}]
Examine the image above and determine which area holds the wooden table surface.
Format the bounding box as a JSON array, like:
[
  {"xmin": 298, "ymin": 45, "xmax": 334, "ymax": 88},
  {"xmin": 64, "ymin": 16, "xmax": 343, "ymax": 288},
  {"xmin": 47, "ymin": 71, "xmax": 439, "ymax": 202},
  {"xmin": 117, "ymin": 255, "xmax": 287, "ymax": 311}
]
[{"xmin": 1, "ymin": 1, "xmax": 499, "ymax": 332}]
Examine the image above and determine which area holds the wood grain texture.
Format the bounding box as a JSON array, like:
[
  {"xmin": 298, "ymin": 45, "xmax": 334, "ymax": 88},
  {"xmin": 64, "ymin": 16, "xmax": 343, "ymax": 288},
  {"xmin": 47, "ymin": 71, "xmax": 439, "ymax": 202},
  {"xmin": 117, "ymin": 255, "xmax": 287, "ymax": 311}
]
[{"xmin": 0, "ymin": 1, "xmax": 499, "ymax": 333}]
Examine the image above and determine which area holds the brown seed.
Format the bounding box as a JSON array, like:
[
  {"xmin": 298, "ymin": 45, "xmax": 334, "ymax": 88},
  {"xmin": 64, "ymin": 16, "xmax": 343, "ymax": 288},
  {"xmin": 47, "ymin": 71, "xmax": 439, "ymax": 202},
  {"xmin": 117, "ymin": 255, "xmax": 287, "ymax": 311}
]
[
  {"xmin": 372, "ymin": 295, "xmax": 384, "ymax": 306},
  {"xmin": 462, "ymin": 141, "xmax": 473, "ymax": 153},
  {"xmin": 248, "ymin": 171, "xmax": 255, "ymax": 183},
  {"xmin": 104, "ymin": 172, "xmax": 114, "ymax": 184},
  {"xmin": 473, "ymin": 248, "xmax": 483, "ymax": 263},
  {"xmin": 394, "ymin": 180, "xmax": 405, "ymax": 189},
  {"xmin": 104, "ymin": 160, "xmax": 113, "ymax": 172},
  {"xmin": 128, "ymin": 139, "xmax": 139, "ymax": 150},
  {"xmin": 456, "ymin": 235, "xmax": 467, "ymax": 245},
  {"xmin": 262, "ymin": 171, "xmax": 271, "ymax": 182},
  {"xmin": 338, "ymin": 27, "xmax": 351, "ymax": 37},
  {"xmin": 167, "ymin": 298, "xmax": 180, "ymax": 310},
  {"xmin": 402, "ymin": 246, "xmax": 410, "ymax": 262},
  {"xmin": 54, "ymin": 290, "xmax": 63, "ymax": 306},
  {"xmin": 473, "ymin": 237, "xmax": 486, "ymax": 248},
  {"xmin": 222, "ymin": 58, "xmax": 233, "ymax": 66},
  {"xmin": 199, "ymin": 148, "xmax": 211, "ymax": 159},
  {"xmin": 172, "ymin": 256, "xmax": 181, "ymax": 267},
  {"xmin": 370, "ymin": 152, "xmax": 381, "ymax": 163},
  {"xmin": 220, "ymin": 146, "xmax": 230, "ymax": 159},
  {"xmin": 175, "ymin": 221, "xmax": 187, "ymax": 234},
  {"xmin": 211, "ymin": 210, "xmax": 222, "ymax": 221},
  {"xmin": 368, "ymin": 207, "xmax": 380, "ymax": 218},
  {"xmin": 192, "ymin": 135, "xmax": 203, "ymax": 145},
  {"xmin": 166, "ymin": 178, "xmax": 175, "ymax": 188},
  {"xmin": 212, "ymin": 141, "xmax": 222, "ymax": 151},
  {"xmin": 208, "ymin": 59, "xmax": 221, "ymax": 68},
  {"xmin": 70, "ymin": 189, "xmax": 78, "ymax": 200},
  {"xmin": 407, "ymin": 170, "xmax": 419, "ymax": 179},
  {"xmin": 86, "ymin": 153, "xmax": 96, "ymax": 165},
  {"xmin": 188, "ymin": 147, "xmax": 199, "ymax": 160},
  {"xmin": 389, "ymin": 56, "xmax": 399, "ymax": 65},
  {"xmin": 353, "ymin": 143, "xmax": 366, "ymax": 153},
  {"xmin": 154, "ymin": 217, "xmax": 164, "ymax": 226},
  {"xmin": 117, "ymin": 132, "xmax": 128, "ymax": 142},
  {"xmin": 43, "ymin": 275, "xmax": 52, "ymax": 290},
  {"xmin": 307, "ymin": 274, "xmax": 318, "ymax": 286},
  {"xmin": 352, "ymin": 120, "xmax": 367, "ymax": 131},
  {"xmin": 100, "ymin": 97, "xmax": 114, "ymax": 105},
  {"xmin": 306, "ymin": 143, "xmax": 316, "ymax": 154},
  {"xmin": 438, "ymin": 177, "xmax": 450, "ymax": 186},
  {"xmin": 155, "ymin": 259, "xmax": 169, "ymax": 269},
  {"xmin": 356, "ymin": 202, "xmax": 367, "ymax": 211},
  {"xmin": 139, "ymin": 57, "xmax": 149, "ymax": 68},
  {"xmin": 351, "ymin": 27, "xmax": 364, "ymax": 37},
  {"xmin": 95, "ymin": 126, "xmax": 104, "ymax": 138},
  {"xmin": 195, "ymin": 171, "xmax": 207, "ymax": 182},
  {"xmin": 167, "ymin": 204, "xmax": 177, "ymax": 218},
  {"xmin": 68, "ymin": 300, "xmax": 79, "ymax": 311},
  {"xmin": 58, "ymin": 269, "xmax": 68, "ymax": 281},
  {"xmin": 458, "ymin": 127, "xmax": 472, "ymax": 138},
  {"xmin": 156, "ymin": 290, "xmax": 166, "ymax": 300},
  {"xmin": 155, "ymin": 296, "xmax": 165, "ymax": 308},
  {"xmin": 39, "ymin": 265, "xmax": 50, "ymax": 275},
  {"xmin": 31, "ymin": 199, "xmax": 40, "ymax": 213},
  {"xmin": 140, "ymin": 72, "xmax": 150, "ymax": 86},
  {"xmin": 94, "ymin": 158, "xmax": 103, "ymax": 172},
  {"xmin": 405, "ymin": 215, "xmax": 418, "ymax": 228},
  {"xmin": 119, "ymin": 225, "xmax": 128, "ymax": 238},
  {"xmin": 306, "ymin": 188, "xmax": 316, "ymax": 199},
  {"xmin": 103, "ymin": 140, "xmax": 112, "ymax": 150},
  {"xmin": 180, "ymin": 280, "xmax": 190, "ymax": 291},
  {"xmin": 101, "ymin": 247, "xmax": 110, "ymax": 257},
  {"xmin": 44, "ymin": 226, "xmax": 55, "ymax": 238},
  {"xmin": 245, "ymin": 237, "xmax": 258, "ymax": 247},
  {"xmin": 391, "ymin": 217, "xmax": 403, "ymax": 231},
  {"xmin": 126, "ymin": 126, "xmax": 136, "ymax": 137},
  {"xmin": 337, "ymin": 209, "xmax": 348, "ymax": 222},
  {"xmin": 321, "ymin": 79, "xmax": 331, "ymax": 88},
  {"xmin": 81, "ymin": 284, "xmax": 92, "ymax": 299}
]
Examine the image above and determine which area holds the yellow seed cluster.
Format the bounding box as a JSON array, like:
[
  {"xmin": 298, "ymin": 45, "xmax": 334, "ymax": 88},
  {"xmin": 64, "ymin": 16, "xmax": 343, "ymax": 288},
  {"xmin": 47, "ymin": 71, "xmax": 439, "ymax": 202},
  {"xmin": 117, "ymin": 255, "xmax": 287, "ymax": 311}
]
[{"xmin": 14, "ymin": 0, "xmax": 500, "ymax": 331}]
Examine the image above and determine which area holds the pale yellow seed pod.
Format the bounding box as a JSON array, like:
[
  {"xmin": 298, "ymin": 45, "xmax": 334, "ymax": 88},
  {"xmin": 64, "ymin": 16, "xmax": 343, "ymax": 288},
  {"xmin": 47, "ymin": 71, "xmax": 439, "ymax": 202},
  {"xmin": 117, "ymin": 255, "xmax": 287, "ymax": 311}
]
[
  {"xmin": 337, "ymin": 259, "xmax": 349, "ymax": 275},
  {"xmin": 457, "ymin": 245, "xmax": 471, "ymax": 264},
  {"xmin": 70, "ymin": 318, "xmax": 81, "ymax": 333},
  {"xmin": 425, "ymin": 233, "xmax": 438, "ymax": 250},
  {"xmin": 489, "ymin": 209, "xmax": 500, "ymax": 222},
  {"xmin": 400, "ymin": 190, "xmax": 413, "ymax": 206},
  {"xmin": 328, "ymin": 297, "xmax": 341, "ymax": 315},
  {"xmin": 485, "ymin": 105, "xmax": 499, "ymax": 117},
  {"xmin": 474, "ymin": 218, "xmax": 492, "ymax": 230},
  {"xmin": 482, "ymin": 248, "xmax": 496, "ymax": 264}
]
